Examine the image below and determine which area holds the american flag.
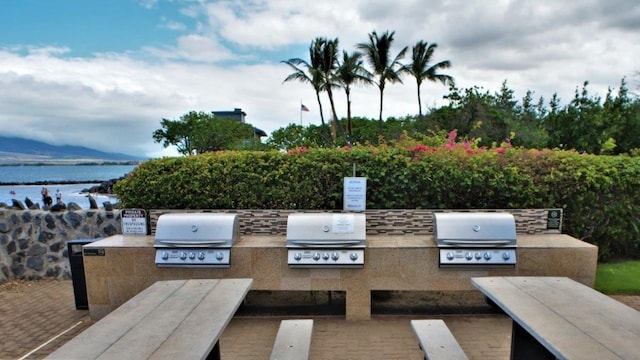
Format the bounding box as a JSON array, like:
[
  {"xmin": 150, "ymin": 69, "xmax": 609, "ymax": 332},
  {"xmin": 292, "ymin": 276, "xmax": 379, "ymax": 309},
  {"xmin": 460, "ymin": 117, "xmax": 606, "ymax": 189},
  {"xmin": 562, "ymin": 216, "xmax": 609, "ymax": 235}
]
[{"xmin": 300, "ymin": 104, "xmax": 309, "ymax": 112}]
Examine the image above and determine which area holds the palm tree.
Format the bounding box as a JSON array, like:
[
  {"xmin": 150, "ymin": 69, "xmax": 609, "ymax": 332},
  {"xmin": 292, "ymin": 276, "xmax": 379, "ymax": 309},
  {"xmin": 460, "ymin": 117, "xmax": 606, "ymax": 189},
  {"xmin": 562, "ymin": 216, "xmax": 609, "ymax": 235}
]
[
  {"xmin": 281, "ymin": 41, "xmax": 327, "ymax": 132},
  {"xmin": 336, "ymin": 50, "xmax": 372, "ymax": 142},
  {"xmin": 401, "ymin": 40, "xmax": 453, "ymax": 117},
  {"xmin": 312, "ymin": 37, "xmax": 342, "ymax": 141},
  {"xmin": 357, "ymin": 30, "xmax": 408, "ymax": 129}
]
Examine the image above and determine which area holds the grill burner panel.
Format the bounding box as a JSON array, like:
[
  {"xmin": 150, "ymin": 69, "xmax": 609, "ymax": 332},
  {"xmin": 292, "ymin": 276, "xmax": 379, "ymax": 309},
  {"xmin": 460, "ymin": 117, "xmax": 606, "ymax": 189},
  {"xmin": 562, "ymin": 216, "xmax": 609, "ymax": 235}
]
[
  {"xmin": 154, "ymin": 213, "xmax": 239, "ymax": 268},
  {"xmin": 288, "ymin": 249, "xmax": 364, "ymax": 268},
  {"xmin": 286, "ymin": 213, "xmax": 366, "ymax": 268},
  {"xmin": 434, "ymin": 212, "xmax": 517, "ymax": 268},
  {"xmin": 155, "ymin": 248, "xmax": 231, "ymax": 267},
  {"xmin": 439, "ymin": 248, "xmax": 516, "ymax": 265}
]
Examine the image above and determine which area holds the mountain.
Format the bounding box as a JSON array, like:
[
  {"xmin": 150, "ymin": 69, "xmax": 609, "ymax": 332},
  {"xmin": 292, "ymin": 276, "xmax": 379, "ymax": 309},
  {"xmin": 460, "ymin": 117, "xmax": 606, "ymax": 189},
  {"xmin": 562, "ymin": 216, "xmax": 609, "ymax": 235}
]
[{"xmin": 0, "ymin": 136, "xmax": 145, "ymax": 164}]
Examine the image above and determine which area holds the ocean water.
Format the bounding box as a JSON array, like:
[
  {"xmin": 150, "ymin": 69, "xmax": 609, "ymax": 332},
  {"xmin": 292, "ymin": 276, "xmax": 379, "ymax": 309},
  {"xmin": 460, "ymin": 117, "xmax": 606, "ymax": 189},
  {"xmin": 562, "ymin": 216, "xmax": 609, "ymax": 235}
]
[
  {"xmin": 0, "ymin": 165, "xmax": 138, "ymax": 209},
  {"xmin": 0, "ymin": 165, "xmax": 137, "ymax": 184}
]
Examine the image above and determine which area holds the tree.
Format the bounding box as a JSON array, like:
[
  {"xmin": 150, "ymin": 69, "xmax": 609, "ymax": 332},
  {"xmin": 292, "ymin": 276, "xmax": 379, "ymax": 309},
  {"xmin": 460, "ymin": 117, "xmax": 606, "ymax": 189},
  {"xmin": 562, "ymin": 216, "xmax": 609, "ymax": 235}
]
[
  {"xmin": 282, "ymin": 41, "xmax": 328, "ymax": 135},
  {"xmin": 153, "ymin": 111, "xmax": 200, "ymax": 155},
  {"xmin": 401, "ymin": 40, "xmax": 453, "ymax": 117},
  {"xmin": 336, "ymin": 50, "xmax": 372, "ymax": 142},
  {"xmin": 357, "ymin": 30, "xmax": 408, "ymax": 130},
  {"xmin": 266, "ymin": 124, "xmax": 318, "ymax": 150},
  {"xmin": 312, "ymin": 37, "xmax": 342, "ymax": 141},
  {"xmin": 152, "ymin": 111, "xmax": 255, "ymax": 155}
]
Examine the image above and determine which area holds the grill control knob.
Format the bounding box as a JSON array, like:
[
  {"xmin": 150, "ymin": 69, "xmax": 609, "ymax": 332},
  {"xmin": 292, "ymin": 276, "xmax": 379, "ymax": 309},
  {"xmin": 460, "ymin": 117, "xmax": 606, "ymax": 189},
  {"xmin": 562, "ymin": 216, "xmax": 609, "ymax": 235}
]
[
  {"xmin": 446, "ymin": 252, "xmax": 455, "ymax": 261},
  {"xmin": 350, "ymin": 252, "xmax": 358, "ymax": 261},
  {"xmin": 322, "ymin": 252, "xmax": 330, "ymax": 260},
  {"xmin": 313, "ymin": 252, "xmax": 321, "ymax": 261},
  {"xmin": 180, "ymin": 252, "xmax": 188, "ymax": 260},
  {"xmin": 198, "ymin": 252, "xmax": 205, "ymax": 260},
  {"xmin": 502, "ymin": 252, "xmax": 511, "ymax": 261},
  {"xmin": 331, "ymin": 252, "xmax": 340, "ymax": 261},
  {"xmin": 484, "ymin": 252, "xmax": 492, "ymax": 260},
  {"xmin": 161, "ymin": 252, "xmax": 169, "ymax": 260},
  {"xmin": 465, "ymin": 252, "xmax": 473, "ymax": 260},
  {"xmin": 215, "ymin": 252, "xmax": 224, "ymax": 261},
  {"xmin": 189, "ymin": 252, "xmax": 196, "ymax": 260},
  {"xmin": 475, "ymin": 252, "xmax": 482, "ymax": 260},
  {"xmin": 294, "ymin": 252, "xmax": 302, "ymax": 261}
]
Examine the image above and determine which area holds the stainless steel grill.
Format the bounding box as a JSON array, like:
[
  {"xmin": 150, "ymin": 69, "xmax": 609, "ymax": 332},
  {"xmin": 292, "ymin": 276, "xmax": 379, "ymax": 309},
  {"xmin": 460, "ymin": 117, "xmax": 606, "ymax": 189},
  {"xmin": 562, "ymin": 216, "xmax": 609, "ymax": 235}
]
[
  {"xmin": 154, "ymin": 213, "xmax": 239, "ymax": 268},
  {"xmin": 286, "ymin": 213, "xmax": 366, "ymax": 268},
  {"xmin": 434, "ymin": 212, "xmax": 517, "ymax": 268}
]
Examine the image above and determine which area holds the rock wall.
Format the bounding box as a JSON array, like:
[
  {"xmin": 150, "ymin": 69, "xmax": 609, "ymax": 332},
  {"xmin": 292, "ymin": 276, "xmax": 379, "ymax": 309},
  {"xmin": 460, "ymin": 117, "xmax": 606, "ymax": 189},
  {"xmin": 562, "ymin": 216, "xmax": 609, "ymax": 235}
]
[{"xmin": 0, "ymin": 209, "xmax": 121, "ymax": 284}]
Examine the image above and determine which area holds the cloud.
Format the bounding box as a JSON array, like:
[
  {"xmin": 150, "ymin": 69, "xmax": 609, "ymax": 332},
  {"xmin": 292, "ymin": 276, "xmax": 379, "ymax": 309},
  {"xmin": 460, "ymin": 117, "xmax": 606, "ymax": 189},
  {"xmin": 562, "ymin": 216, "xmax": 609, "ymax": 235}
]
[{"xmin": 0, "ymin": 0, "xmax": 639, "ymax": 158}]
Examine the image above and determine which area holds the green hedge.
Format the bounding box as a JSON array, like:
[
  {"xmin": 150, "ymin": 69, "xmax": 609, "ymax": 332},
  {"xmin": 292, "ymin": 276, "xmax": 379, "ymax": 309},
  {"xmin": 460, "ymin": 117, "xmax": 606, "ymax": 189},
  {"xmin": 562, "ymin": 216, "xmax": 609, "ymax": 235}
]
[{"xmin": 114, "ymin": 146, "xmax": 640, "ymax": 260}]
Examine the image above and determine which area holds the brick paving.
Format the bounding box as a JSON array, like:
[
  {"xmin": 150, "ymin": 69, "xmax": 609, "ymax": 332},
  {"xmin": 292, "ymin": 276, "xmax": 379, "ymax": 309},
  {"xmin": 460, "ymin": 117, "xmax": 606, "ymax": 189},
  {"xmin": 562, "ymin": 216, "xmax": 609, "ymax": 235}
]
[{"xmin": 1, "ymin": 280, "xmax": 639, "ymax": 360}]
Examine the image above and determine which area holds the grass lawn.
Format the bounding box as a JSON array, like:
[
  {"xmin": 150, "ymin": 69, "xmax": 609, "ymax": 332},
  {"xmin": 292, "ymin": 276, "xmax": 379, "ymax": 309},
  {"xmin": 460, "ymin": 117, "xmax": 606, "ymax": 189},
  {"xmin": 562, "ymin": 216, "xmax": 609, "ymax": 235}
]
[{"xmin": 595, "ymin": 260, "xmax": 640, "ymax": 295}]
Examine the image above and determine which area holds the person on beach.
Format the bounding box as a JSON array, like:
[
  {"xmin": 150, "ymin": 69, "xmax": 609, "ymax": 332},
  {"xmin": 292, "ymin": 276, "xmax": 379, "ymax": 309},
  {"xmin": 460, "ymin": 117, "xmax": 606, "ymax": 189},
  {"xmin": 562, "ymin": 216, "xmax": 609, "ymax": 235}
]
[
  {"xmin": 55, "ymin": 189, "xmax": 62, "ymax": 204},
  {"xmin": 42, "ymin": 187, "xmax": 53, "ymax": 206}
]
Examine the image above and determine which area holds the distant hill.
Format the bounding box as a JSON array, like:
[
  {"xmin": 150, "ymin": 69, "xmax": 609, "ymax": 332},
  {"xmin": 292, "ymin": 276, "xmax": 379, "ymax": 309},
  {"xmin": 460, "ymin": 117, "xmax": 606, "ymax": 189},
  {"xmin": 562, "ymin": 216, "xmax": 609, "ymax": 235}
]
[{"xmin": 0, "ymin": 136, "xmax": 145, "ymax": 164}]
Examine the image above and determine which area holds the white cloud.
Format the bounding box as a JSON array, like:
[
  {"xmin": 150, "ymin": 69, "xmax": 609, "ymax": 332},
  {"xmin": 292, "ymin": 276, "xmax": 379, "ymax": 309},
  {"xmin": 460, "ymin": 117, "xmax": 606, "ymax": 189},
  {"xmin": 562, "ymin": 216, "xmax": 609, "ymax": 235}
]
[
  {"xmin": 0, "ymin": 0, "xmax": 639, "ymax": 158},
  {"xmin": 160, "ymin": 17, "xmax": 187, "ymax": 31}
]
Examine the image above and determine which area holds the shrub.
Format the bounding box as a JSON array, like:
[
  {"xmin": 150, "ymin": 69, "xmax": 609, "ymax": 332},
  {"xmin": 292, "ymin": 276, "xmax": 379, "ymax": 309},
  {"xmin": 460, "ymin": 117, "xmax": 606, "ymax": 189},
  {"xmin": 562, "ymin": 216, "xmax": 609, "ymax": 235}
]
[{"xmin": 114, "ymin": 144, "xmax": 640, "ymax": 260}]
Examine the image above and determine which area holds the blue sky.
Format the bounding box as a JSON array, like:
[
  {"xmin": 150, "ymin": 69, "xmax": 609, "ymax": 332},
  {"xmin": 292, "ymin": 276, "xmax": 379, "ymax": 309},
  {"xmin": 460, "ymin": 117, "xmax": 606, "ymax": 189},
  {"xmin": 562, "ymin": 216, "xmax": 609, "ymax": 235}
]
[
  {"xmin": 1, "ymin": 1, "xmax": 176, "ymax": 55},
  {"xmin": 0, "ymin": 0, "xmax": 298, "ymax": 62},
  {"xmin": 0, "ymin": 0, "xmax": 639, "ymax": 157}
]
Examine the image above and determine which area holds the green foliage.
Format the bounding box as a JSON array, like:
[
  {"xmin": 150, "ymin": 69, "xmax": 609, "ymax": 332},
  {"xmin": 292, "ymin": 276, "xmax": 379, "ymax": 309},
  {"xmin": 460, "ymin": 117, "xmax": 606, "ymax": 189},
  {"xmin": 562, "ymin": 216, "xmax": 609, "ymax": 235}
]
[
  {"xmin": 115, "ymin": 143, "xmax": 640, "ymax": 261},
  {"xmin": 152, "ymin": 111, "xmax": 257, "ymax": 155}
]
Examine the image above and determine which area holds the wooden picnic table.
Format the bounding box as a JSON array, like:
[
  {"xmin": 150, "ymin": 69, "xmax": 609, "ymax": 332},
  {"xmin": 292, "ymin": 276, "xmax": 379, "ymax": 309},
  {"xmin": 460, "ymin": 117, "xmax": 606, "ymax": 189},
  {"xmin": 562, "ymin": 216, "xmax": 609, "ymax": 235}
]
[
  {"xmin": 47, "ymin": 278, "xmax": 253, "ymax": 360},
  {"xmin": 471, "ymin": 276, "xmax": 640, "ymax": 360}
]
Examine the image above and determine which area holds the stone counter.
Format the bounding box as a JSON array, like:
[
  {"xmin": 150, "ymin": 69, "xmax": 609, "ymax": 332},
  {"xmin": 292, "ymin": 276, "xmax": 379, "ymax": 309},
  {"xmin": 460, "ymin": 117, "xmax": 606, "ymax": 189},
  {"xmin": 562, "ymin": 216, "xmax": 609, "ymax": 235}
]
[{"xmin": 83, "ymin": 233, "xmax": 597, "ymax": 320}]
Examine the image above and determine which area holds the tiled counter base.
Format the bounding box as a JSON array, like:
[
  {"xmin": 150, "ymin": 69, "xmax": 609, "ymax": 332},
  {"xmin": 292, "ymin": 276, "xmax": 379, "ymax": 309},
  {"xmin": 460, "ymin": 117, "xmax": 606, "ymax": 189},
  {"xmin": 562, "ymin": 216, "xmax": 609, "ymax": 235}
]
[{"xmin": 83, "ymin": 234, "xmax": 597, "ymax": 321}]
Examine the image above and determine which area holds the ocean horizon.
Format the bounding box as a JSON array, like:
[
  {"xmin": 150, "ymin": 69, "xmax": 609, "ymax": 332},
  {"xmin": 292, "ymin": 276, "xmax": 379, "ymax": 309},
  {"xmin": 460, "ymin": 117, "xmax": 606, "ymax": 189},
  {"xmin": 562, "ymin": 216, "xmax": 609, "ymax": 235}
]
[
  {"xmin": 0, "ymin": 164, "xmax": 137, "ymax": 209},
  {"xmin": 0, "ymin": 164, "xmax": 137, "ymax": 184}
]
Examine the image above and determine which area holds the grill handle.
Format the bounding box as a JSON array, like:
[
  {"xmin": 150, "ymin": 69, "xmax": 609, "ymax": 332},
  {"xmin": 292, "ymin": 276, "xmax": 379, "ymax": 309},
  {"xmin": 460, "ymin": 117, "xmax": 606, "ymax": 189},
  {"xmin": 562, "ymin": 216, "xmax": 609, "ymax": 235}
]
[
  {"xmin": 439, "ymin": 239, "xmax": 514, "ymax": 246},
  {"xmin": 156, "ymin": 240, "xmax": 229, "ymax": 246},
  {"xmin": 288, "ymin": 240, "xmax": 363, "ymax": 247}
]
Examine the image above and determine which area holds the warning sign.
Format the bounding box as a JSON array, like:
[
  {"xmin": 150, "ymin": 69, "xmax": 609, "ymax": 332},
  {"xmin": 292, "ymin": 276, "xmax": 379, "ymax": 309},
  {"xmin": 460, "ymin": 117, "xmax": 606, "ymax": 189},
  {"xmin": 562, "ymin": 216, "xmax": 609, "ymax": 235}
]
[{"xmin": 121, "ymin": 209, "xmax": 148, "ymax": 235}]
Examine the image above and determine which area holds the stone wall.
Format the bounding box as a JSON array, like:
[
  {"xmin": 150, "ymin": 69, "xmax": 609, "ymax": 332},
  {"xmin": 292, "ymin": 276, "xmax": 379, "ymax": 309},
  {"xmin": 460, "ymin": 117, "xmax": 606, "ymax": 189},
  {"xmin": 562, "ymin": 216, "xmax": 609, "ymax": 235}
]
[{"xmin": 0, "ymin": 209, "xmax": 122, "ymax": 283}]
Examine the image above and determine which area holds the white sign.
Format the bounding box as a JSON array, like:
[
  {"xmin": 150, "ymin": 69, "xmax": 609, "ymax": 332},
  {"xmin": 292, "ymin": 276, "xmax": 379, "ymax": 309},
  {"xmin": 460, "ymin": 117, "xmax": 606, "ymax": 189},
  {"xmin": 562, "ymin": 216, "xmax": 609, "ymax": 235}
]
[
  {"xmin": 333, "ymin": 214, "xmax": 355, "ymax": 233},
  {"xmin": 121, "ymin": 209, "xmax": 147, "ymax": 235},
  {"xmin": 343, "ymin": 177, "xmax": 367, "ymax": 212}
]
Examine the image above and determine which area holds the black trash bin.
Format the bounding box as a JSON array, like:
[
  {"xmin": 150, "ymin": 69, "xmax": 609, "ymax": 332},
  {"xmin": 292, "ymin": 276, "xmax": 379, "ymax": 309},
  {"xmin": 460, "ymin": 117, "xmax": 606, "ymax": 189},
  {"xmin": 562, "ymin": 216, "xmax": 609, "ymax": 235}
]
[{"xmin": 67, "ymin": 238, "xmax": 101, "ymax": 310}]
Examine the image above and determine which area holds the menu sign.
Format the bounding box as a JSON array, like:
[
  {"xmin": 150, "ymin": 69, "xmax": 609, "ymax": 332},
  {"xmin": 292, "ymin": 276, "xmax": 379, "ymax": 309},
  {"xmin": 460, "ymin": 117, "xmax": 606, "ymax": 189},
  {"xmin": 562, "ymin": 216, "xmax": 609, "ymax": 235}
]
[{"xmin": 121, "ymin": 209, "xmax": 148, "ymax": 235}]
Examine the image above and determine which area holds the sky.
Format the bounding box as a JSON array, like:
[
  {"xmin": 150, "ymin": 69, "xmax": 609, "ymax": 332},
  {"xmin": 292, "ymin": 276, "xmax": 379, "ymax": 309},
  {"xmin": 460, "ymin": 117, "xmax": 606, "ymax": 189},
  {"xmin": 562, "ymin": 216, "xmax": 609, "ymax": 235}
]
[{"xmin": 1, "ymin": 0, "xmax": 639, "ymax": 158}]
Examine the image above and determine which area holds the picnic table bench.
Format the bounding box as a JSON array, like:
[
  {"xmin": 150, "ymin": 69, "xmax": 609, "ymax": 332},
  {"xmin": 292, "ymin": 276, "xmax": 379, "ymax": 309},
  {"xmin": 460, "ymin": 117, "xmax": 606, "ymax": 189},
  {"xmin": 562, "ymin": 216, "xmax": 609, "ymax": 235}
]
[
  {"xmin": 270, "ymin": 319, "xmax": 314, "ymax": 360},
  {"xmin": 46, "ymin": 278, "xmax": 253, "ymax": 360},
  {"xmin": 471, "ymin": 276, "xmax": 640, "ymax": 360},
  {"xmin": 410, "ymin": 319, "xmax": 468, "ymax": 360}
]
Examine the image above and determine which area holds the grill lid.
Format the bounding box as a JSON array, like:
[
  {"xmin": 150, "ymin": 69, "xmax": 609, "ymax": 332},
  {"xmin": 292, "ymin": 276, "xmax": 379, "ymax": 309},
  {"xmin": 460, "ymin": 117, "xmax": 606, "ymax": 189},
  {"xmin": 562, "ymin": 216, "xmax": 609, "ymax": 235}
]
[
  {"xmin": 286, "ymin": 213, "xmax": 366, "ymax": 247},
  {"xmin": 154, "ymin": 213, "xmax": 239, "ymax": 248},
  {"xmin": 434, "ymin": 212, "xmax": 516, "ymax": 246}
]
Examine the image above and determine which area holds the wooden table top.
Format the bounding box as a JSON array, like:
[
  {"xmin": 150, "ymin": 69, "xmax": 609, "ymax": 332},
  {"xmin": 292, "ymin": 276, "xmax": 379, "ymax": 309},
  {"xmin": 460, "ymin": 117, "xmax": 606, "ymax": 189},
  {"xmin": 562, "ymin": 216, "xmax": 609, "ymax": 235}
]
[
  {"xmin": 471, "ymin": 276, "xmax": 640, "ymax": 360},
  {"xmin": 47, "ymin": 278, "xmax": 253, "ymax": 360}
]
